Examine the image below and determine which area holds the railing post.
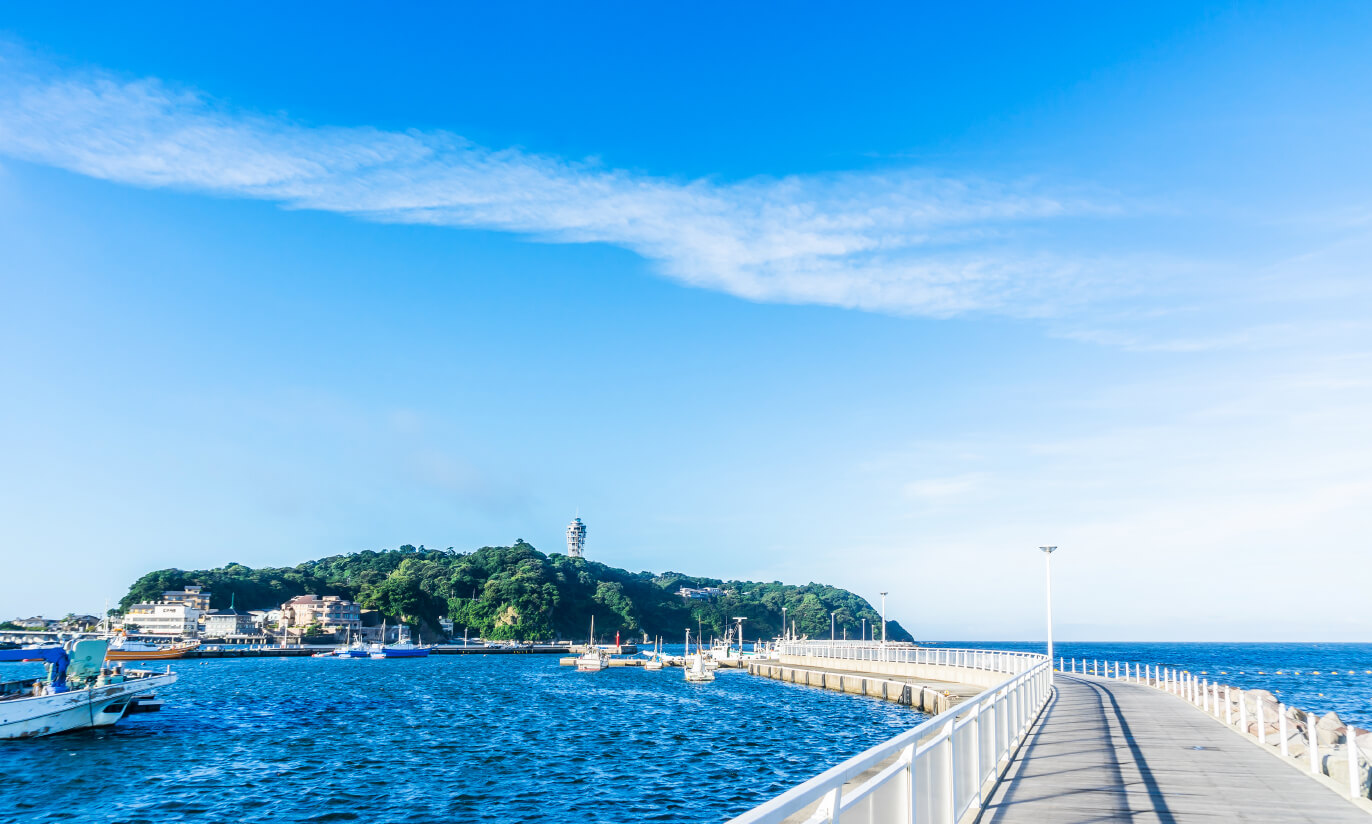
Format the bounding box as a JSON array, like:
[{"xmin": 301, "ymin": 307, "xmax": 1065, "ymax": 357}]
[
  {"xmin": 1257, "ymin": 697, "xmax": 1266, "ymax": 745},
  {"xmin": 943, "ymin": 722, "xmax": 957, "ymax": 824},
  {"xmin": 814, "ymin": 787, "xmax": 841, "ymax": 824},
  {"xmin": 1349, "ymin": 733, "xmax": 1361, "ymax": 800},
  {"xmin": 1279, "ymin": 706, "xmax": 1289, "ymax": 757},
  {"xmin": 902, "ymin": 741, "xmax": 918, "ymax": 824},
  {"xmin": 1309, "ymin": 709, "xmax": 1320, "ymax": 774},
  {"xmin": 1225, "ymin": 685, "xmax": 1232, "ymax": 725},
  {"xmin": 1239, "ymin": 690, "xmax": 1248, "ymax": 737}
]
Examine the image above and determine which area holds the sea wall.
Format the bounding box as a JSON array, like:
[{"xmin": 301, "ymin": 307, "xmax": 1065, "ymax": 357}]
[
  {"xmin": 778, "ymin": 653, "xmax": 1008, "ymax": 690},
  {"xmin": 747, "ymin": 662, "xmax": 952, "ymax": 714}
]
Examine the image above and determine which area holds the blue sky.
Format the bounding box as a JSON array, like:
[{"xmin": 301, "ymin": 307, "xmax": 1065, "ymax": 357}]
[{"xmin": 1, "ymin": 3, "xmax": 1369, "ymax": 639}]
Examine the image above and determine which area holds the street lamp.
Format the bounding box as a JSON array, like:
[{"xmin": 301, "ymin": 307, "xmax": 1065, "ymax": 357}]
[
  {"xmin": 861, "ymin": 618, "xmax": 867, "ymax": 642},
  {"xmin": 830, "ymin": 611, "xmax": 837, "ymax": 641},
  {"xmin": 880, "ymin": 592, "xmax": 888, "ymax": 646},
  {"xmin": 781, "ymin": 607, "xmax": 787, "ymax": 641},
  {"xmin": 1040, "ymin": 546, "xmax": 1057, "ymax": 683}
]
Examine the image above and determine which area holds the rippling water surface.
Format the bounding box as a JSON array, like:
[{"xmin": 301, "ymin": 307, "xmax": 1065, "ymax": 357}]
[{"xmin": 2, "ymin": 654, "xmax": 921, "ymax": 824}]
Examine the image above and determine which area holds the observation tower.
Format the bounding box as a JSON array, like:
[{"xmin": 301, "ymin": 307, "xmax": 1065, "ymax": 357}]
[{"xmin": 566, "ymin": 516, "xmax": 587, "ymax": 558}]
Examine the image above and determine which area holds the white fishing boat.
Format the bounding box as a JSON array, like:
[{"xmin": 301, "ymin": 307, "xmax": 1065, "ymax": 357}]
[
  {"xmin": 576, "ymin": 617, "xmax": 607, "ymax": 672},
  {"xmin": 0, "ymin": 639, "xmax": 176, "ymax": 739}
]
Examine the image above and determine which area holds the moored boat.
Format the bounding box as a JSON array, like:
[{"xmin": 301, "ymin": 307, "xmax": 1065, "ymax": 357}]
[
  {"xmin": 0, "ymin": 639, "xmax": 176, "ymax": 739},
  {"xmin": 368, "ymin": 624, "xmax": 432, "ymax": 659},
  {"xmin": 684, "ymin": 652, "xmax": 715, "ymax": 682},
  {"xmin": 575, "ymin": 616, "xmax": 607, "ymax": 672},
  {"xmin": 643, "ymin": 636, "xmax": 663, "ymax": 671},
  {"xmin": 105, "ymin": 637, "xmax": 201, "ymax": 661}
]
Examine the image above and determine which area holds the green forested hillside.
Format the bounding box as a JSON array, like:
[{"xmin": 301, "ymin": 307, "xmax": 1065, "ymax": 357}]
[{"xmin": 120, "ymin": 542, "xmax": 912, "ymax": 642}]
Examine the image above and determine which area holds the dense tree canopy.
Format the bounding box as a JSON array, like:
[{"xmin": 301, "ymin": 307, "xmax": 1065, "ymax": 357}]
[{"xmin": 120, "ymin": 542, "xmax": 912, "ymax": 643}]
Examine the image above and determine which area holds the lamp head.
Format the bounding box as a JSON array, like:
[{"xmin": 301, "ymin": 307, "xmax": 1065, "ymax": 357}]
[{"xmin": 1039, "ymin": 546, "xmax": 1057, "ymax": 554}]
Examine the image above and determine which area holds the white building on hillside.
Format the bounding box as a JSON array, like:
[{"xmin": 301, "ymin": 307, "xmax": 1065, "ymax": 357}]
[{"xmin": 566, "ymin": 516, "xmax": 587, "ymax": 558}]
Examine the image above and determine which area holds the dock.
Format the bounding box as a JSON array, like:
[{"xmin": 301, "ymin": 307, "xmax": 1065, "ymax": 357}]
[
  {"xmin": 726, "ymin": 644, "xmax": 1372, "ymax": 824},
  {"xmin": 747, "ymin": 661, "xmax": 980, "ymax": 714},
  {"xmin": 982, "ymin": 673, "xmax": 1370, "ymax": 823}
]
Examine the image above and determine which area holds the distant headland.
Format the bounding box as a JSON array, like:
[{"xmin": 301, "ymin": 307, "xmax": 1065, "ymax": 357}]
[{"xmin": 117, "ymin": 541, "xmax": 912, "ymax": 643}]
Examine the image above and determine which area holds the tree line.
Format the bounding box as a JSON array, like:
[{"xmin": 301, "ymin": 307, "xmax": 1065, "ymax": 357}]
[{"xmin": 120, "ymin": 541, "xmax": 913, "ymax": 643}]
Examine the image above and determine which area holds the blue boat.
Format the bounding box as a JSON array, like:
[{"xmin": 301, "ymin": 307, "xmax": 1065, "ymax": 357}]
[{"xmin": 368, "ymin": 623, "xmax": 431, "ymax": 659}]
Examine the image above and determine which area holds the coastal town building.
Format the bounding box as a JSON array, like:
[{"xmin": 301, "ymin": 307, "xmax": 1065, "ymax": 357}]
[
  {"xmin": 161, "ymin": 585, "xmax": 211, "ymax": 611},
  {"xmin": 202, "ymin": 609, "xmax": 252, "ymax": 637},
  {"xmin": 566, "ymin": 516, "xmax": 587, "ymax": 558},
  {"xmin": 124, "ymin": 602, "xmax": 202, "ymax": 635},
  {"xmin": 280, "ymin": 595, "xmax": 361, "ymax": 632},
  {"xmin": 677, "ymin": 586, "xmax": 725, "ymax": 600}
]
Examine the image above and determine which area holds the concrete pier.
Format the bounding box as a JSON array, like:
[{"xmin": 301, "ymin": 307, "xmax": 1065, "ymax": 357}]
[
  {"xmin": 746, "ymin": 662, "xmax": 979, "ymax": 714},
  {"xmin": 727, "ymin": 645, "xmax": 1371, "ymax": 824},
  {"xmin": 983, "ymin": 674, "xmax": 1369, "ymax": 823}
]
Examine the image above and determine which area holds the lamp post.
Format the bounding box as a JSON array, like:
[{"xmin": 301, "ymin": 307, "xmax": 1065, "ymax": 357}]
[
  {"xmin": 830, "ymin": 611, "xmax": 837, "ymax": 641},
  {"xmin": 861, "ymin": 618, "xmax": 867, "ymax": 642},
  {"xmin": 1040, "ymin": 546, "xmax": 1057, "ymax": 683},
  {"xmin": 781, "ymin": 607, "xmax": 788, "ymax": 641},
  {"xmin": 880, "ymin": 592, "xmax": 888, "ymax": 646},
  {"xmin": 733, "ymin": 617, "xmax": 747, "ymax": 653}
]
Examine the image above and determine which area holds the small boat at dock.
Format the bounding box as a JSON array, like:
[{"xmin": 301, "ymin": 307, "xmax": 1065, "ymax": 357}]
[
  {"xmin": 105, "ymin": 637, "xmax": 200, "ymax": 661},
  {"xmin": 643, "ymin": 636, "xmax": 663, "ymax": 671},
  {"xmin": 682, "ymin": 628, "xmax": 714, "ymax": 682},
  {"xmin": 368, "ymin": 624, "xmax": 432, "ymax": 659},
  {"xmin": 575, "ymin": 617, "xmax": 608, "ymax": 672}
]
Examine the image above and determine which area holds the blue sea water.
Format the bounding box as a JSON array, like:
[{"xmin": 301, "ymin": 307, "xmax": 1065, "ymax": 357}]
[
  {"xmin": 5, "ymin": 642, "xmax": 1370, "ymax": 823},
  {"xmin": 0, "ymin": 653, "xmax": 920, "ymax": 824}
]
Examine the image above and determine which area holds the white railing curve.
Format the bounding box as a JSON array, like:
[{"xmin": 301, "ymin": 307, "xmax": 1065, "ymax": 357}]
[{"xmin": 730, "ymin": 645, "xmax": 1052, "ymax": 824}]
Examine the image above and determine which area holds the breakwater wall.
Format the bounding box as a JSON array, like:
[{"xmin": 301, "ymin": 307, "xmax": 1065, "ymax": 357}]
[{"xmin": 747, "ymin": 662, "xmax": 951, "ymax": 714}]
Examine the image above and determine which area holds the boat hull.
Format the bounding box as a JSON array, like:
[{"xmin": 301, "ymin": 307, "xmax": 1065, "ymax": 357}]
[
  {"xmin": 370, "ymin": 649, "xmax": 431, "ymax": 659},
  {"xmin": 106, "ymin": 644, "xmax": 199, "ymax": 661},
  {"xmin": 0, "ymin": 672, "xmax": 176, "ymax": 739}
]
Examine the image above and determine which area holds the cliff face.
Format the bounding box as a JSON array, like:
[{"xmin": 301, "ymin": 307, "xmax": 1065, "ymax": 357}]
[{"xmin": 122, "ymin": 541, "xmax": 912, "ymax": 642}]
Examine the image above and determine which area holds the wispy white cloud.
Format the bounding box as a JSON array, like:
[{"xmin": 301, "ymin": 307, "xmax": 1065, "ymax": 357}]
[{"xmin": 0, "ymin": 46, "xmax": 1134, "ymax": 317}]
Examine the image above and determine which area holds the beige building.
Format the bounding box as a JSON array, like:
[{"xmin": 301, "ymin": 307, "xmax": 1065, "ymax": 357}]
[
  {"xmin": 162, "ymin": 585, "xmax": 211, "ymax": 611},
  {"xmin": 280, "ymin": 595, "xmax": 361, "ymax": 632}
]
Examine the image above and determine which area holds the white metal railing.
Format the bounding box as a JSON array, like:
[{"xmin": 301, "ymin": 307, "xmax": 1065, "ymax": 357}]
[
  {"xmin": 730, "ymin": 648, "xmax": 1052, "ymax": 824},
  {"xmin": 1063, "ymin": 657, "xmax": 1369, "ymax": 802},
  {"xmin": 778, "ymin": 642, "xmax": 1044, "ymax": 677}
]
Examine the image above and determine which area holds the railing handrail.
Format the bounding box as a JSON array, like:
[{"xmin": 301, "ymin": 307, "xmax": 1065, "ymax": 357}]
[
  {"xmin": 730, "ymin": 648, "xmax": 1052, "ymax": 823},
  {"xmin": 777, "ymin": 642, "xmax": 1045, "ymax": 676}
]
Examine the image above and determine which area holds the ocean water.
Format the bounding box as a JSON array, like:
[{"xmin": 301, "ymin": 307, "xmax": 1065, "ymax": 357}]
[
  {"xmin": 960, "ymin": 641, "xmax": 1372, "ymax": 729},
  {"xmin": 1, "ymin": 653, "xmax": 920, "ymax": 824},
  {"xmin": 6, "ymin": 642, "xmax": 1371, "ymax": 823}
]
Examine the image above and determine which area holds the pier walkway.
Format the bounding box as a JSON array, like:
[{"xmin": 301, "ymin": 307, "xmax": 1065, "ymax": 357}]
[{"xmin": 981, "ymin": 673, "xmax": 1368, "ymax": 823}]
